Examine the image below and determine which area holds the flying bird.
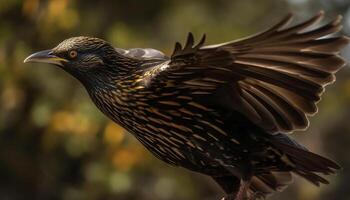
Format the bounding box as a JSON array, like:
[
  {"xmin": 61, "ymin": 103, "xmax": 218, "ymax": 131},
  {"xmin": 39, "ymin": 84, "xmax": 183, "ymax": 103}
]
[{"xmin": 24, "ymin": 11, "xmax": 349, "ymax": 200}]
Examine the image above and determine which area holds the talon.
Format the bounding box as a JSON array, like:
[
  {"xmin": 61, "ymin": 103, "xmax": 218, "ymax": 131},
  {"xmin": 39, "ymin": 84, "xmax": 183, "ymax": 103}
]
[{"xmin": 220, "ymin": 194, "xmax": 235, "ymax": 200}]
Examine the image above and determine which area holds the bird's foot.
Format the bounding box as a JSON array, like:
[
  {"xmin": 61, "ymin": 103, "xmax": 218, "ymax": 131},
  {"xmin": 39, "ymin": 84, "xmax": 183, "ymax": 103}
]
[
  {"xmin": 220, "ymin": 194, "xmax": 251, "ymax": 200},
  {"xmin": 220, "ymin": 194, "xmax": 235, "ymax": 200},
  {"xmin": 249, "ymin": 192, "xmax": 264, "ymax": 200},
  {"xmin": 234, "ymin": 179, "xmax": 251, "ymax": 200},
  {"xmin": 221, "ymin": 178, "xmax": 253, "ymax": 200}
]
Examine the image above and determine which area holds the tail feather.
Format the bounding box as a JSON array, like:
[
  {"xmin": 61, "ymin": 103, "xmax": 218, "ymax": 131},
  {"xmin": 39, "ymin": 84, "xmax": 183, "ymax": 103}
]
[
  {"xmin": 294, "ymin": 170, "xmax": 329, "ymax": 186},
  {"xmin": 213, "ymin": 172, "xmax": 293, "ymax": 199},
  {"xmin": 271, "ymin": 134, "xmax": 340, "ymax": 186},
  {"xmin": 212, "ymin": 134, "xmax": 339, "ymax": 199},
  {"xmin": 247, "ymin": 172, "xmax": 293, "ymax": 199}
]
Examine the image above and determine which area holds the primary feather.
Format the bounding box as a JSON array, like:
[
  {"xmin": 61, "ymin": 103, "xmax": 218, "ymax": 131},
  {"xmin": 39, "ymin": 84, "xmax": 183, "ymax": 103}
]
[{"xmin": 144, "ymin": 11, "xmax": 348, "ymax": 134}]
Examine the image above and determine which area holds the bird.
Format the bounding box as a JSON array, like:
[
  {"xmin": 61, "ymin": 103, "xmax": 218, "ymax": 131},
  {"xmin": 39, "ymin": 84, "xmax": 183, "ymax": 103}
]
[{"xmin": 24, "ymin": 11, "xmax": 349, "ymax": 200}]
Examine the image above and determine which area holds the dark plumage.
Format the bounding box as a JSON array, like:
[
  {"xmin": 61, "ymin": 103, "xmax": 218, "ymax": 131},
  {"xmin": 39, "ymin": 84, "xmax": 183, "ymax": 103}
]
[{"xmin": 24, "ymin": 11, "xmax": 349, "ymax": 200}]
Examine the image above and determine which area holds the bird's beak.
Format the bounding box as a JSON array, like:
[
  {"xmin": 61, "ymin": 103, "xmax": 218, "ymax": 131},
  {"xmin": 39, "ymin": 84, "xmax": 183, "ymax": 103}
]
[{"xmin": 24, "ymin": 50, "xmax": 68, "ymax": 67}]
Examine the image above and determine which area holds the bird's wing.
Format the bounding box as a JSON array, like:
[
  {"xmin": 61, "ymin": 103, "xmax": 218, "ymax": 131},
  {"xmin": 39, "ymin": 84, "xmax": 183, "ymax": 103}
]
[
  {"xmin": 146, "ymin": 11, "xmax": 349, "ymax": 134},
  {"xmin": 115, "ymin": 47, "xmax": 168, "ymax": 60}
]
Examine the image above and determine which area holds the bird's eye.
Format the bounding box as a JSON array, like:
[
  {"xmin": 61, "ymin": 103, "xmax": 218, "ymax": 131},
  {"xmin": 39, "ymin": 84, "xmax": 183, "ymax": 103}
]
[{"xmin": 69, "ymin": 50, "xmax": 78, "ymax": 58}]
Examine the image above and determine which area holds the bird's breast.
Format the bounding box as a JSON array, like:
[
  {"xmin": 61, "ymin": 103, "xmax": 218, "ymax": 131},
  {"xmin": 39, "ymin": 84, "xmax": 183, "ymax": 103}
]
[{"xmin": 88, "ymin": 86, "xmax": 251, "ymax": 172}]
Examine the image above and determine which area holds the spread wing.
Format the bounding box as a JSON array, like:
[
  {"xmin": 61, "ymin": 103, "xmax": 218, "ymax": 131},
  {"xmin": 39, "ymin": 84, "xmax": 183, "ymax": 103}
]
[{"xmin": 146, "ymin": 11, "xmax": 349, "ymax": 134}]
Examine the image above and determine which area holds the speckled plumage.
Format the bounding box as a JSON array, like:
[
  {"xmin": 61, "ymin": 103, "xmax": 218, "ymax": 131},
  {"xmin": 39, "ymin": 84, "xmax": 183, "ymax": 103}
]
[{"xmin": 25, "ymin": 12, "xmax": 349, "ymax": 200}]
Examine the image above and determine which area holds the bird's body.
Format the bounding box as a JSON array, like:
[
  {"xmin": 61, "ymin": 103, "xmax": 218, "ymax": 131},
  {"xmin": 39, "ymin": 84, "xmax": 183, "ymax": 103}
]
[
  {"xmin": 87, "ymin": 53, "xmax": 288, "ymax": 174},
  {"xmin": 25, "ymin": 11, "xmax": 349, "ymax": 200}
]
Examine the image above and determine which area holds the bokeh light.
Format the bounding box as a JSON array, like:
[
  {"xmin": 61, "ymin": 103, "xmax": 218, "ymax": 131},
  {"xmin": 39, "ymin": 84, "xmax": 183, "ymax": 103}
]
[{"xmin": 0, "ymin": 1, "xmax": 349, "ymax": 200}]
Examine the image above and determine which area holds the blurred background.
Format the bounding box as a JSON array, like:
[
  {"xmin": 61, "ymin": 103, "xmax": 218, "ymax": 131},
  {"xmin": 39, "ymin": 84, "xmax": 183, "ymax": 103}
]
[{"xmin": 0, "ymin": 0, "xmax": 349, "ymax": 200}]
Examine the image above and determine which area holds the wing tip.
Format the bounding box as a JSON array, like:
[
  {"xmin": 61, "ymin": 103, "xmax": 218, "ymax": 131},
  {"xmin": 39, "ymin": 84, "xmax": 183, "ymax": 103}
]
[
  {"xmin": 317, "ymin": 10, "xmax": 325, "ymax": 17},
  {"xmin": 340, "ymin": 35, "xmax": 350, "ymax": 44},
  {"xmin": 185, "ymin": 32, "xmax": 195, "ymax": 49},
  {"xmin": 171, "ymin": 33, "xmax": 207, "ymax": 57},
  {"xmin": 275, "ymin": 12, "xmax": 294, "ymax": 31},
  {"xmin": 333, "ymin": 14, "xmax": 343, "ymax": 26}
]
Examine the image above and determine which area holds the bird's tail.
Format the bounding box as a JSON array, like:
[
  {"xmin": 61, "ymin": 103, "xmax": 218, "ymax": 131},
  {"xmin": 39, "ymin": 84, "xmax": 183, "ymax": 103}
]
[
  {"xmin": 249, "ymin": 171, "xmax": 293, "ymax": 199},
  {"xmin": 213, "ymin": 172, "xmax": 293, "ymax": 199},
  {"xmin": 271, "ymin": 134, "xmax": 340, "ymax": 186}
]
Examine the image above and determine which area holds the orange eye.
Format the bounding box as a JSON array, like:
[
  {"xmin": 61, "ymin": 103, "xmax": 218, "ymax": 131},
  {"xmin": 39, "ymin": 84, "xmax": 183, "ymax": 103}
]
[{"xmin": 69, "ymin": 50, "xmax": 78, "ymax": 58}]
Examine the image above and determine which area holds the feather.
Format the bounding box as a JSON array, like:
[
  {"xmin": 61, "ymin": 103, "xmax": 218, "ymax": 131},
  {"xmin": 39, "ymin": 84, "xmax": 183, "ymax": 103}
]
[{"xmin": 149, "ymin": 11, "xmax": 349, "ymax": 134}]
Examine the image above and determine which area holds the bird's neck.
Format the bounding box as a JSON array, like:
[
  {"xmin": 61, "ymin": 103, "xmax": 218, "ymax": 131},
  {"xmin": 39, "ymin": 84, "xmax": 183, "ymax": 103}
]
[
  {"xmin": 79, "ymin": 53, "xmax": 142, "ymax": 89},
  {"xmin": 83, "ymin": 60, "xmax": 147, "ymax": 128}
]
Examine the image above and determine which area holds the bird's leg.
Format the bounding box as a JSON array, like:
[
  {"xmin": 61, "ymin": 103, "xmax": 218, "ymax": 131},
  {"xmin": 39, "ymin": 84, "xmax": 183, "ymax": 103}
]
[
  {"xmin": 219, "ymin": 179, "xmax": 252, "ymax": 200},
  {"xmin": 250, "ymin": 191, "xmax": 263, "ymax": 200},
  {"xmin": 234, "ymin": 179, "xmax": 251, "ymax": 200},
  {"xmin": 220, "ymin": 194, "xmax": 236, "ymax": 200}
]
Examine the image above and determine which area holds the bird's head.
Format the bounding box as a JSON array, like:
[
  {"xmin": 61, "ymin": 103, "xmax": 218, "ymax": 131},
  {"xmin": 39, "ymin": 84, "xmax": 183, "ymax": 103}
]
[{"xmin": 24, "ymin": 36, "xmax": 125, "ymax": 86}]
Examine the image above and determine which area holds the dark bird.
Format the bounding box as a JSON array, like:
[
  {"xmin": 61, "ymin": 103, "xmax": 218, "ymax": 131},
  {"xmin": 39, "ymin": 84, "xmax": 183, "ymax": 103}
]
[{"xmin": 24, "ymin": 11, "xmax": 349, "ymax": 200}]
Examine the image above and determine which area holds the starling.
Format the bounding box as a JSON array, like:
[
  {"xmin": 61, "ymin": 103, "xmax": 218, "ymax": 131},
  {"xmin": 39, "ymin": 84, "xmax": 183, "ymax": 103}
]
[{"xmin": 24, "ymin": 11, "xmax": 349, "ymax": 200}]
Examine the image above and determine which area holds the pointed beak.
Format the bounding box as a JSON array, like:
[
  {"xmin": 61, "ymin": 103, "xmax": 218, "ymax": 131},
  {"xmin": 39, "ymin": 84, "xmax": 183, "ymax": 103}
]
[{"xmin": 24, "ymin": 50, "xmax": 68, "ymax": 66}]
